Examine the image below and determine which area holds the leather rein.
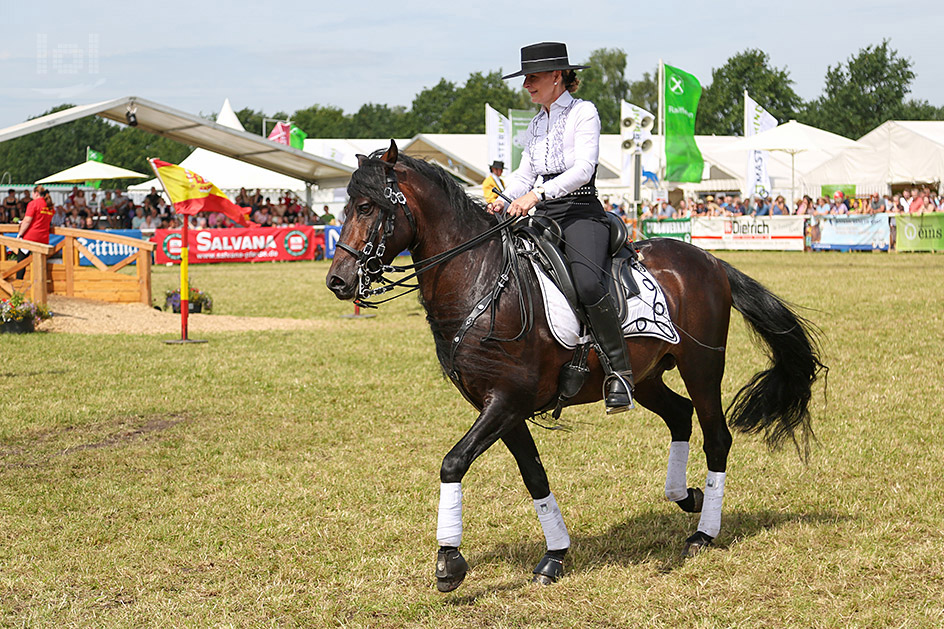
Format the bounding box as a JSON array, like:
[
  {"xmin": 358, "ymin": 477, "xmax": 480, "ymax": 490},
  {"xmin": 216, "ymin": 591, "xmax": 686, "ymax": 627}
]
[{"xmin": 334, "ymin": 164, "xmax": 535, "ymax": 379}]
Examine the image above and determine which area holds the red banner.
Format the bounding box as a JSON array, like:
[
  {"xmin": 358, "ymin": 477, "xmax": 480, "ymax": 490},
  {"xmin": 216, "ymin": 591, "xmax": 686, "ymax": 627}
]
[{"xmin": 153, "ymin": 226, "xmax": 322, "ymax": 264}]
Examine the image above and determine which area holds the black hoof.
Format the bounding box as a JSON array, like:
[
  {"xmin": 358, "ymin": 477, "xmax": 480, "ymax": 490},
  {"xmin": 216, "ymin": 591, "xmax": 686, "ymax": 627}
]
[
  {"xmin": 531, "ymin": 552, "xmax": 565, "ymax": 585},
  {"xmin": 675, "ymin": 487, "xmax": 704, "ymax": 513},
  {"xmin": 435, "ymin": 547, "xmax": 468, "ymax": 593},
  {"xmin": 683, "ymin": 531, "xmax": 713, "ymax": 558}
]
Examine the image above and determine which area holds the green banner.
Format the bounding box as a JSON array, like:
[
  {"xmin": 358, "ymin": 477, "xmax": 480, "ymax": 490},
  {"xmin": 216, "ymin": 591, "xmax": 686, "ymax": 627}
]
[
  {"xmin": 509, "ymin": 108, "xmax": 534, "ymax": 170},
  {"xmin": 663, "ymin": 64, "xmax": 703, "ymax": 183},
  {"xmin": 641, "ymin": 218, "xmax": 691, "ymax": 242},
  {"xmin": 821, "ymin": 184, "xmax": 856, "ymax": 199},
  {"xmin": 86, "ymin": 146, "xmax": 104, "ymax": 189},
  {"xmin": 290, "ymin": 125, "xmax": 307, "ymax": 150},
  {"xmin": 896, "ymin": 213, "xmax": 944, "ymax": 252}
]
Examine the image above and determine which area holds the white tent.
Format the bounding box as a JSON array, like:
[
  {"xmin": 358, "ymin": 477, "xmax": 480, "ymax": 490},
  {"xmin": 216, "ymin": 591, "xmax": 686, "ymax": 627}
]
[{"xmin": 803, "ymin": 121, "xmax": 944, "ymax": 195}]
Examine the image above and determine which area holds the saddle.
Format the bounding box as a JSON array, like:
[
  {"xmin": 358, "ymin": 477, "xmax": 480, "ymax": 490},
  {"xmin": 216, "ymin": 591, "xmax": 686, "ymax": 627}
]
[{"xmin": 513, "ymin": 211, "xmax": 640, "ymax": 326}]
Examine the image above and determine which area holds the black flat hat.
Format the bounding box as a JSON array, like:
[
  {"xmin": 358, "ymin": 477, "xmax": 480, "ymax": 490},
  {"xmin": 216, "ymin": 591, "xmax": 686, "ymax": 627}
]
[
  {"xmin": 501, "ymin": 42, "xmax": 589, "ymax": 79},
  {"xmin": 489, "ymin": 160, "xmax": 504, "ymax": 170}
]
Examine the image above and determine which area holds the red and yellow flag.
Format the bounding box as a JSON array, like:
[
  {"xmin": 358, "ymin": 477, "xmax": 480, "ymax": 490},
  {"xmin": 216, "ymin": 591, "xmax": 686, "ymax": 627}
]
[{"xmin": 149, "ymin": 159, "xmax": 253, "ymax": 227}]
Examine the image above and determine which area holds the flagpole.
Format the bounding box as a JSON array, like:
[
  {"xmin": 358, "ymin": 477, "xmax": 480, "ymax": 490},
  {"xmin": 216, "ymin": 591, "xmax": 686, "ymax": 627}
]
[
  {"xmin": 658, "ymin": 59, "xmax": 665, "ymax": 184},
  {"xmin": 148, "ymin": 158, "xmax": 207, "ymax": 345}
]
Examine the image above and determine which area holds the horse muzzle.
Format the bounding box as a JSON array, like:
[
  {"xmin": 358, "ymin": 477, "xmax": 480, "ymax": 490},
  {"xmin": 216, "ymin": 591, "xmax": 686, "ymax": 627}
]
[{"xmin": 326, "ymin": 261, "xmax": 358, "ymax": 300}]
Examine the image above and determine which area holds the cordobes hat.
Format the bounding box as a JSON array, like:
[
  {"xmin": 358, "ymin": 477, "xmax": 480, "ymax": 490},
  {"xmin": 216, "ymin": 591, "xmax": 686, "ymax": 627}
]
[{"xmin": 502, "ymin": 42, "xmax": 589, "ymax": 79}]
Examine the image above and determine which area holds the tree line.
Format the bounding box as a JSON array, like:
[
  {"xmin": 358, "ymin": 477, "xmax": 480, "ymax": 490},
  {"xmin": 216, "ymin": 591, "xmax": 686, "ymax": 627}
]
[{"xmin": 1, "ymin": 40, "xmax": 940, "ymax": 184}]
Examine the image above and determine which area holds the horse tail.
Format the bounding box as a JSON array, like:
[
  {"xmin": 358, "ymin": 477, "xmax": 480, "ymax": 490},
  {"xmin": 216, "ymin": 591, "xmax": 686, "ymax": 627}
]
[{"xmin": 721, "ymin": 260, "xmax": 826, "ymax": 458}]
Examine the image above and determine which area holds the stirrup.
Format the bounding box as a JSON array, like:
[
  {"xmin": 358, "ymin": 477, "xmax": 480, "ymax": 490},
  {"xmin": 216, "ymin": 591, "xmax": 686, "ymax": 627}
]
[{"xmin": 604, "ymin": 373, "xmax": 634, "ymax": 414}]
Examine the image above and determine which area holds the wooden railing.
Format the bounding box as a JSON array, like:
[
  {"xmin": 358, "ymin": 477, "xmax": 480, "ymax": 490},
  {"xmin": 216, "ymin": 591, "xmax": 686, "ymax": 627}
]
[{"xmin": 0, "ymin": 225, "xmax": 155, "ymax": 306}]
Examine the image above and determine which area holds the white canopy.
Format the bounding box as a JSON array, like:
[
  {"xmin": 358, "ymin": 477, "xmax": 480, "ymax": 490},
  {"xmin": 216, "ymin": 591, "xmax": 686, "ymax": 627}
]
[
  {"xmin": 804, "ymin": 121, "xmax": 944, "ymax": 194},
  {"xmin": 36, "ymin": 159, "xmax": 148, "ymax": 184}
]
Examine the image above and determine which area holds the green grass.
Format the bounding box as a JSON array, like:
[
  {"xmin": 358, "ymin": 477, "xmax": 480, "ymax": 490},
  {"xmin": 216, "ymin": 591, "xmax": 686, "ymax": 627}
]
[{"xmin": 2, "ymin": 252, "xmax": 943, "ymax": 627}]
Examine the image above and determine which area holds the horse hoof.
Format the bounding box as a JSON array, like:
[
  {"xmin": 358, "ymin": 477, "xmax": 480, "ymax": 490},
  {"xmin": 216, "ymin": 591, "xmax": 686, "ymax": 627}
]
[
  {"xmin": 683, "ymin": 531, "xmax": 713, "ymax": 558},
  {"xmin": 675, "ymin": 487, "xmax": 704, "ymax": 513},
  {"xmin": 435, "ymin": 547, "xmax": 469, "ymax": 593},
  {"xmin": 531, "ymin": 553, "xmax": 565, "ymax": 585}
]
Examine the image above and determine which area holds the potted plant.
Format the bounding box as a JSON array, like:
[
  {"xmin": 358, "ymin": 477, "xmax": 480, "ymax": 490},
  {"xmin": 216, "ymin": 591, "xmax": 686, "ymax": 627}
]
[
  {"xmin": 164, "ymin": 285, "xmax": 213, "ymax": 314},
  {"xmin": 1, "ymin": 292, "xmax": 51, "ymax": 334}
]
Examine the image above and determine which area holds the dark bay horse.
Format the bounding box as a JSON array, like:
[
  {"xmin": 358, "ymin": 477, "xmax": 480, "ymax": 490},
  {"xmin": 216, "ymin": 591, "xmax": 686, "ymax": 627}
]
[{"xmin": 327, "ymin": 141, "xmax": 824, "ymax": 592}]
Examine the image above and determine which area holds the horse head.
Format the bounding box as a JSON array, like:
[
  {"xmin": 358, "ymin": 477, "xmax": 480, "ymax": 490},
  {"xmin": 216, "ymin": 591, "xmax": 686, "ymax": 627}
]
[{"xmin": 327, "ymin": 140, "xmax": 418, "ymax": 300}]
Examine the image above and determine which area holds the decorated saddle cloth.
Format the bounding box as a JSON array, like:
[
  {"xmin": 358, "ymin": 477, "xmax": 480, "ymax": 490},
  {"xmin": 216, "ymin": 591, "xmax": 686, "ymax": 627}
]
[{"xmin": 531, "ymin": 259, "xmax": 680, "ymax": 350}]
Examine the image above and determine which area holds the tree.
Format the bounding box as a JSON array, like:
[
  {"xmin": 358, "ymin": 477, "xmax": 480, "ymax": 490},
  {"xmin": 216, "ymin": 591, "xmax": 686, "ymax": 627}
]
[
  {"xmin": 411, "ymin": 79, "xmax": 459, "ymax": 134},
  {"xmin": 627, "ymin": 67, "xmax": 659, "ymax": 127},
  {"xmin": 440, "ymin": 71, "xmax": 531, "ymax": 133},
  {"xmin": 348, "ymin": 103, "xmax": 414, "ymax": 138},
  {"xmin": 575, "ymin": 48, "xmax": 630, "ymax": 134},
  {"xmin": 230, "ymin": 107, "xmax": 288, "ymax": 137},
  {"xmin": 0, "ymin": 104, "xmax": 120, "ymax": 183},
  {"xmin": 800, "ymin": 40, "xmax": 916, "ymax": 138},
  {"xmin": 695, "ymin": 49, "xmax": 802, "ymax": 136},
  {"xmin": 104, "ymin": 127, "xmax": 191, "ymax": 175},
  {"xmin": 291, "ymin": 105, "xmax": 350, "ymax": 138}
]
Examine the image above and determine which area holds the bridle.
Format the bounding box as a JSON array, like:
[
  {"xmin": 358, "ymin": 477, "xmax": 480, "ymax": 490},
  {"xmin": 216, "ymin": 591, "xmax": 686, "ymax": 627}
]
[{"xmin": 335, "ymin": 162, "xmax": 519, "ymax": 309}]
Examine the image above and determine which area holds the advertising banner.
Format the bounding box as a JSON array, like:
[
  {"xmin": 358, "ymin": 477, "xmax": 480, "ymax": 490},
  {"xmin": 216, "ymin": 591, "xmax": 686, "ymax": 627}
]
[
  {"xmin": 153, "ymin": 226, "xmax": 317, "ymax": 264},
  {"xmin": 509, "ymin": 109, "xmax": 534, "ymax": 171},
  {"xmin": 663, "ymin": 63, "xmax": 703, "ymax": 183},
  {"xmin": 324, "ymin": 225, "xmax": 342, "ymax": 258},
  {"xmin": 896, "ymin": 213, "xmax": 944, "ymax": 252},
  {"xmin": 691, "ymin": 216, "xmax": 806, "ymax": 250},
  {"xmin": 486, "ymin": 104, "xmax": 511, "ymax": 167},
  {"xmin": 810, "ymin": 214, "xmax": 890, "ymax": 251},
  {"xmin": 641, "ymin": 218, "xmax": 691, "ymax": 242},
  {"xmin": 744, "ymin": 93, "xmax": 777, "ymax": 199},
  {"xmin": 47, "ymin": 229, "xmax": 146, "ymax": 266}
]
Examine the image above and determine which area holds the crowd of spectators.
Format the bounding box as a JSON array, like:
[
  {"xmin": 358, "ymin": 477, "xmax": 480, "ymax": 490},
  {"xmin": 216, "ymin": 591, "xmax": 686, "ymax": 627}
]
[
  {"xmin": 604, "ymin": 186, "xmax": 944, "ymax": 221},
  {"xmin": 1, "ymin": 186, "xmax": 341, "ymax": 231}
]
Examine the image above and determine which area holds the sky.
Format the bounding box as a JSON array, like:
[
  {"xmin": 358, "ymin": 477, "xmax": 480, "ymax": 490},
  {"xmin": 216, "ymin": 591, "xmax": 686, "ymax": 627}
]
[{"xmin": 2, "ymin": 0, "xmax": 943, "ymax": 130}]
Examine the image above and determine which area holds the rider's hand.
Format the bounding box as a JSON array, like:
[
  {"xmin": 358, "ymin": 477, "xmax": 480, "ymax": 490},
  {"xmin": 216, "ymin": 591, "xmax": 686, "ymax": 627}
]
[
  {"xmin": 506, "ymin": 191, "xmax": 540, "ymax": 217},
  {"xmin": 486, "ymin": 200, "xmax": 505, "ymax": 214}
]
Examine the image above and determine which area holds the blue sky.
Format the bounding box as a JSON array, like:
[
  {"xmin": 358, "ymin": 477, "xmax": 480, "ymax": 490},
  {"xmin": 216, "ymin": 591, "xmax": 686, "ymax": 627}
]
[{"xmin": 3, "ymin": 0, "xmax": 943, "ymax": 129}]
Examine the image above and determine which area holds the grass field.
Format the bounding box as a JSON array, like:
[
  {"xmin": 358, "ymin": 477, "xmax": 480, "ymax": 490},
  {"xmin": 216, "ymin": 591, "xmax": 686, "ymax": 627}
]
[{"xmin": 2, "ymin": 251, "xmax": 943, "ymax": 627}]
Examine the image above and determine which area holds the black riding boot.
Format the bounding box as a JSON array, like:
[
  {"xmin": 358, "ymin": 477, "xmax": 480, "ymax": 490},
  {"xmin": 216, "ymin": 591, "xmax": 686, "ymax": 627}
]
[{"xmin": 584, "ymin": 294, "xmax": 634, "ymax": 414}]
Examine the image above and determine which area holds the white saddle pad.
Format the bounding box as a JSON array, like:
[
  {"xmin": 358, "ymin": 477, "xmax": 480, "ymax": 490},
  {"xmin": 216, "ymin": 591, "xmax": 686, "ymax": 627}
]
[{"xmin": 531, "ymin": 260, "xmax": 680, "ymax": 350}]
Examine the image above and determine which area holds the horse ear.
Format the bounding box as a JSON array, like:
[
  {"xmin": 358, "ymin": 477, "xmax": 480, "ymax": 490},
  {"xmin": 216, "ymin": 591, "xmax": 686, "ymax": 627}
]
[
  {"xmin": 380, "ymin": 140, "xmax": 398, "ymax": 165},
  {"xmin": 356, "ymin": 154, "xmax": 368, "ymax": 167}
]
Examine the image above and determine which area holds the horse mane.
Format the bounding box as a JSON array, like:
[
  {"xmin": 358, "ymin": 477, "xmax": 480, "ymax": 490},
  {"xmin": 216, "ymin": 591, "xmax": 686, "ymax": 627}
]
[{"xmin": 346, "ymin": 150, "xmax": 497, "ymax": 231}]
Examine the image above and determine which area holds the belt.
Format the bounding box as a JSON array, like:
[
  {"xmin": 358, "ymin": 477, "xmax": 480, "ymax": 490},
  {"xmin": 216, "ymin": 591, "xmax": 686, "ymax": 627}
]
[{"xmin": 540, "ymin": 173, "xmax": 598, "ymax": 197}]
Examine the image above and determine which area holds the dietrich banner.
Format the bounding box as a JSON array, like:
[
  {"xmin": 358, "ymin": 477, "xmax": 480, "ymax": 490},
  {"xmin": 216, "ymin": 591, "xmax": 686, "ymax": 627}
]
[
  {"xmin": 691, "ymin": 216, "xmax": 806, "ymax": 251},
  {"xmin": 153, "ymin": 226, "xmax": 318, "ymax": 264}
]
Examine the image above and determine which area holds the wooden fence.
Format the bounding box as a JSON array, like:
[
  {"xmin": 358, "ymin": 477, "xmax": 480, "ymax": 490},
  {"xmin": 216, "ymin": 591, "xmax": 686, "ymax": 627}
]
[{"xmin": 0, "ymin": 226, "xmax": 155, "ymax": 306}]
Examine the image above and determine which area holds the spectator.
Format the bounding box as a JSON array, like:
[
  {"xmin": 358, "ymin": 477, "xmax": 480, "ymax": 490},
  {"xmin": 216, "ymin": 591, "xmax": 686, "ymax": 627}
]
[
  {"xmin": 769, "ymin": 195, "xmax": 787, "ymax": 215},
  {"xmin": 900, "ymin": 189, "xmax": 912, "ymax": 211},
  {"xmin": 15, "ymin": 185, "xmax": 55, "ymax": 279},
  {"xmin": 87, "ymin": 191, "xmax": 100, "ymax": 215},
  {"xmin": 657, "ymin": 200, "xmax": 676, "ymax": 219},
  {"xmin": 705, "ymin": 195, "xmax": 722, "ymax": 215},
  {"xmin": 909, "ymin": 190, "xmax": 925, "ymax": 213},
  {"xmin": 2, "ymin": 189, "xmax": 17, "ymax": 222},
  {"xmin": 130, "ymin": 208, "xmax": 145, "ymax": 229},
  {"xmin": 144, "ymin": 187, "xmax": 162, "ymax": 213},
  {"xmin": 236, "ymin": 187, "xmax": 252, "ymax": 208},
  {"xmin": 51, "ymin": 204, "xmax": 67, "ymax": 227},
  {"xmin": 142, "ymin": 210, "xmax": 158, "ymax": 230},
  {"xmin": 752, "ymin": 196, "xmax": 770, "ymax": 216}
]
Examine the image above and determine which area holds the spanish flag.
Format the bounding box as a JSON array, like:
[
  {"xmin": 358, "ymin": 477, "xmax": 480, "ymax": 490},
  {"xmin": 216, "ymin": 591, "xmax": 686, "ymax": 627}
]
[{"xmin": 149, "ymin": 159, "xmax": 253, "ymax": 227}]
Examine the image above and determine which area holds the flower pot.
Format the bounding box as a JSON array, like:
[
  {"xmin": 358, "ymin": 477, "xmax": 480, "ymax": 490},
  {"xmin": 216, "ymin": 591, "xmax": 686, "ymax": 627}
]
[
  {"xmin": 171, "ymin": 302, "xmax": 202, "ymax": 314},
  {"xmin": 0, "ymin": 318, "xmax": 35, "ymax": 334}
]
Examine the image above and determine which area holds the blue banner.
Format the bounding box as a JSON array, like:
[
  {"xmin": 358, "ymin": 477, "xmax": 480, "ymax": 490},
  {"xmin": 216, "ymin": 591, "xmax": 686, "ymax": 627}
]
[
  {"xmin": 810, "ymin": 214, "xmax": 890, "ymax": 251},
  {"xmin": 68, "ymin": 229, "xmax": 146, "ymax": 266},
  {"xmin": 324, "ymin": 225, "xmax": 342, "ymax": 259}
]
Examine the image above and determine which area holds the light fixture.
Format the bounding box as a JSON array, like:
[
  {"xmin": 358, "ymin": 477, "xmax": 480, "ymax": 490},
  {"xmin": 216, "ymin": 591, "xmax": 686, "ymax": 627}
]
[{"xmin": 126, "ymin": 105, "xmax": 138, "ymax": 127}]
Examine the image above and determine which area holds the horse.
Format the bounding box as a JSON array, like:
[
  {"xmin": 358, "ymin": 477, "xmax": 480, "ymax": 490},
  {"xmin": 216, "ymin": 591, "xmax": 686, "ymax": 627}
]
[{"xmin": 326, "ymin": 141, "xmax": 824, "ymax": 592}]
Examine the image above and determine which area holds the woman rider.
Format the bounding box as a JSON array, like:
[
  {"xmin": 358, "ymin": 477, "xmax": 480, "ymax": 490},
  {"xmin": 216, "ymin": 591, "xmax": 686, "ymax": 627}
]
[{"xmin": 487, "ymin": 42, "xmax": 633, "ymax": 414}]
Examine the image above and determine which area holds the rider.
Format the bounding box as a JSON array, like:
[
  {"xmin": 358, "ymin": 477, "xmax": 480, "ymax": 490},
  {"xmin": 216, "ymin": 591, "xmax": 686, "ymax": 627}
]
[{"xmin": 487, "ymin": 42, "xmax": 633, "ymax": 414}]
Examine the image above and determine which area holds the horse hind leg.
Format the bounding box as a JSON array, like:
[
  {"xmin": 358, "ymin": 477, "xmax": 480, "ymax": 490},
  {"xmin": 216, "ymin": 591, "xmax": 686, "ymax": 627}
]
[
  {"xmin": 678, "ymin": 356, "xmax": 733, "ymax": 558},
  {"xmin": 633, "ymin": 378, "xmax": 704, "ymax": 514},
  {"xmin": 501, "ymin": 421, "xmax": 569, "ymax": 585}
]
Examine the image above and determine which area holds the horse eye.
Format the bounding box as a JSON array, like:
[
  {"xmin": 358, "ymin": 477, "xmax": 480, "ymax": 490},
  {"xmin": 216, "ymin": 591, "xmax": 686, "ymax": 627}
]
[{"xmin": 356, "ymin": 202, "xmax": 372, "ymax": 215}]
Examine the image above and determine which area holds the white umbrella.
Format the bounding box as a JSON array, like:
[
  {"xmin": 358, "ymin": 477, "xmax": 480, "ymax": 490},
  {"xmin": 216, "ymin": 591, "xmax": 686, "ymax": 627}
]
[
  {"xmin": 35, "ymin": 159, "xmax": 148, "ymax": 184},
  {"xmin": 737, "ymin": 120, "xmax": 863, "ymax": 207}
]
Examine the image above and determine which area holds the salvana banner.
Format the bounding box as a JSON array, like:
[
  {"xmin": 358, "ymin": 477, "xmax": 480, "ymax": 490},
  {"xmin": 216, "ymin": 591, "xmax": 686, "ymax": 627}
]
[
  {"xmin": 896, "ymin": 213, "xmax": 944, "ymax": 252},
  {"xmin": 153, "ymin": 226, "xmax": 320, "ymax": 264}
]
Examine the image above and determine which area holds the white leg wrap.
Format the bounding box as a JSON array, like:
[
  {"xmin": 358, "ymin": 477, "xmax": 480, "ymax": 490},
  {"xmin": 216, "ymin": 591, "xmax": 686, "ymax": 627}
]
[
  {"xmin": 534, "ymin": 492, "xmax": 570, "ymax": 551},
  {"xmin": 664, "ymin": 441, "xmax": 690, "ymax": 502},
  {"xmin": 436, "ymin": 482, "xmax": 463, "ymax": 547},
  {"xmin": 696, "ymin": 471, "xmax": 726, "ymax": 538}
]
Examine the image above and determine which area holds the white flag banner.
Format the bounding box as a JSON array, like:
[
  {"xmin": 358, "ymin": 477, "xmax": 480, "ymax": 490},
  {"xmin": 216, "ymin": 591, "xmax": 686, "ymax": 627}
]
[
  {"xmin": 744, "ymin": 93, "xmax": 777, "ymax": 199},
  {"xmin": 485, "ymin": 104, "xmax": 511, "ymax": 167}
]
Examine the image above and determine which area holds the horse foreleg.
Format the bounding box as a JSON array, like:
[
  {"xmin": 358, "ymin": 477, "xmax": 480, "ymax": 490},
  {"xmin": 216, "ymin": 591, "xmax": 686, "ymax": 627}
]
[
  {"xmin": 435, "ymin": 398, "xmax": 520, "ymax": 592},
  {"xmin": 502, "ymin": 420, "xmax": 569, "ymax": 585},
  {"xmin": 633, "ymin": 379, "xmax": 703, "ymax": 513}
]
